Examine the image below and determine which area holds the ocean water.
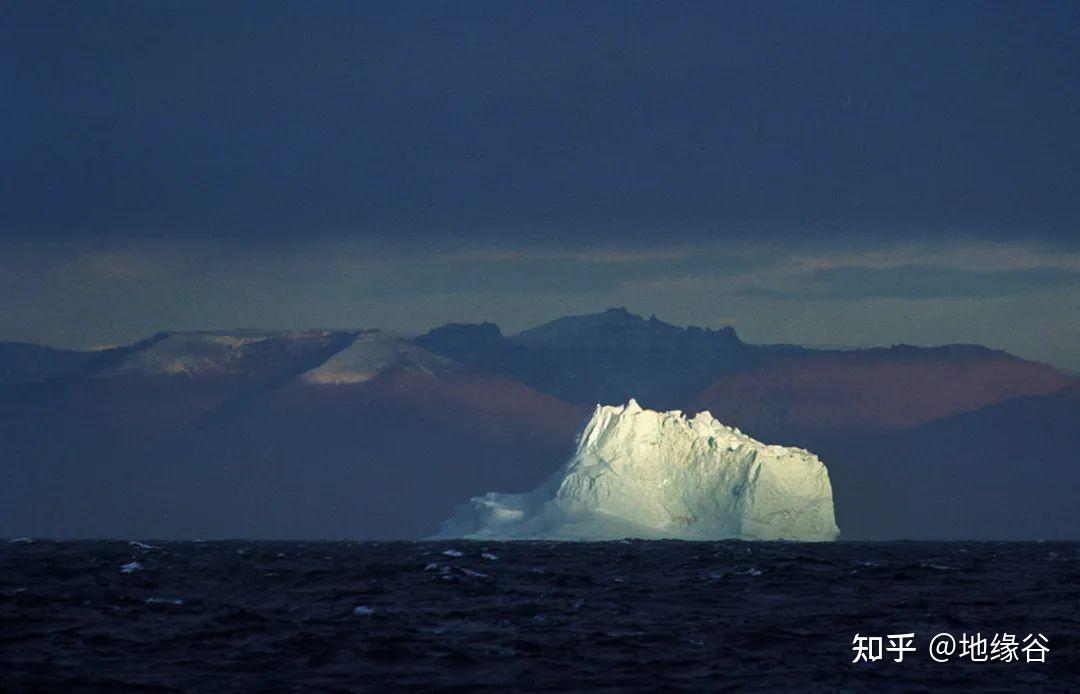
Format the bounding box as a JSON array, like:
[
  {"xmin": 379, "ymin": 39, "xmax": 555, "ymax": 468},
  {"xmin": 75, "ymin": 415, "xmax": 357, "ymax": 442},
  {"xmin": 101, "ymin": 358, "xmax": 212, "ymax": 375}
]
[{"xmin": 2, "ymin": 539, "xmax": 1078, "ymax": 691}]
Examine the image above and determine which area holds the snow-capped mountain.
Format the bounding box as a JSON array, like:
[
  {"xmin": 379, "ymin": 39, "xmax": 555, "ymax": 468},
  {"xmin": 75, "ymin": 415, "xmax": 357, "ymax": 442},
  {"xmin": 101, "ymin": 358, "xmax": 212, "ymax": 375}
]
[{"xmin": 0, "ymin": 309, "xmax": 1075, "ymax": 540}]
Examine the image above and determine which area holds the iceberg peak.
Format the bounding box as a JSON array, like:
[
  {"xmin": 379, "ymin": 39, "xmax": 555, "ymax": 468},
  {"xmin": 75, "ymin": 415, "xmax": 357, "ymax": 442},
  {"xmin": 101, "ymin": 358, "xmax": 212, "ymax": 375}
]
[{"xmin": 435, "ymin": 401, "xmax": 840, "ymax": 542}]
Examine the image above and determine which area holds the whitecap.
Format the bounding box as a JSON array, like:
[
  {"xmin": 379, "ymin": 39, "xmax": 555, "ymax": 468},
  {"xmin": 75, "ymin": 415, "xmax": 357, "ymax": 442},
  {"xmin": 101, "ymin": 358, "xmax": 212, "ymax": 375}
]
[
  {"xmin": 921, "ymin": 563, "xmax": 956, "ymax": 571},
  {"xmin": 461, "ymin": 568, "xmax": 489, "ymax": 578}
]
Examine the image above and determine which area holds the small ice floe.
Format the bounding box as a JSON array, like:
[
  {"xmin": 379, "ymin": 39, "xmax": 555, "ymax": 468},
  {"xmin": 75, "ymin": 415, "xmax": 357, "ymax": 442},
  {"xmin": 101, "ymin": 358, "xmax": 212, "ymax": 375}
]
[
  {"xmin": 129, "ymin": 541, "xmax": 156, "ymax": 551},
  {"xmin": 144, "ymin": 598, "xmax": 183, "ymax": 606},
  {"xmin": 442, "ymin": 549, "xmax": 464, "ymax": 558},
  {"xmin": 424, "ymin": 563, "xmax": 440, "ymax": 572},
  {"xmin": 276, "ymin": 553, "xmax": 287, "ymax": 559},
  {"xmin": 738, "ymin": 567, "xmax": 763, "ymax": 577},
  {"xmin": 8, "ymin": 537, "xmax": 33, "ymax": 545},
  {"xmin": 353, "ymin": 606, "xmax": 375, "ymax": 617},
  {"xmin": 120, "ymin": 561, "xmax": 143, "ymax": 574},
  {"xmin": 236, "ymin": 548, "xmax": 246, "ymax": 555},
  {"xmin": 480, "ymin": 552, "xmax": 498, "ymax": 561}
]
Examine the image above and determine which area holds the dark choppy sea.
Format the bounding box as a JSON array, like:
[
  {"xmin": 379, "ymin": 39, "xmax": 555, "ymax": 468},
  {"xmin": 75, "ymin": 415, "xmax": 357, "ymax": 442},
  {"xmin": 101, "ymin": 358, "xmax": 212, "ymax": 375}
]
[{"xmin": 2, "ymin": 539, "xmax": 1078, "ymax": 691}]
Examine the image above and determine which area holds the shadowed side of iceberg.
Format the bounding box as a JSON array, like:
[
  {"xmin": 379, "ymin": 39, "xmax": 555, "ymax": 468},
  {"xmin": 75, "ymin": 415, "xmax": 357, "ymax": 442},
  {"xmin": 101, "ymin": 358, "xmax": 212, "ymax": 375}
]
[{"xmin": 433, "ymin": 400, "xmax": 841, "ymax": 542}]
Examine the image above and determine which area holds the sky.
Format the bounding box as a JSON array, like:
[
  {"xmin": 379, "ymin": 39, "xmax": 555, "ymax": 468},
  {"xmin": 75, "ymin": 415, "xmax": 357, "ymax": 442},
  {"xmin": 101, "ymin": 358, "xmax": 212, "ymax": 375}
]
[{"xmin": 2, "ymin": 1, "xmax": 1079, "ymax": 369}]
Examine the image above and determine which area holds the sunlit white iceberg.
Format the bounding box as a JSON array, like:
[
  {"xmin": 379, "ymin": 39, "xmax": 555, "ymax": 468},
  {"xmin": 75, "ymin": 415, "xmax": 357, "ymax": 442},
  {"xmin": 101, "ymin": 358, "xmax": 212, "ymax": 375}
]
[{"xmin": 435, "ymin": 400, "xmax": 840, "ymax": 541}]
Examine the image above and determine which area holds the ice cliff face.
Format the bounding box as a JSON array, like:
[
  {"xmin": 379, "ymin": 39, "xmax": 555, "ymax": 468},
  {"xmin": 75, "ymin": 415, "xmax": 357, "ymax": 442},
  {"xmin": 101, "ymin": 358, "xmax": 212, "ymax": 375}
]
[{"xmin": 435, "ymin": 400, "xmax": 840, "ymax": 541}]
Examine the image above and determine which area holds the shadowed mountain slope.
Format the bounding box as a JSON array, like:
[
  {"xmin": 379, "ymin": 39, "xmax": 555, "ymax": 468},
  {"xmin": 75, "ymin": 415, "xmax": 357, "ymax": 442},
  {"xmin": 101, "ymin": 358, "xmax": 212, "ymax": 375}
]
[
  {"xmin": 1, "ymin": 311, "xmax": 1075, "ymax": 540},
  {"xmin": 693, "ymin": 345, "xmax": 1073, "ymax": 442},
  {"xmin": 418, "ymin": 308, "xmax": 804, "ymax": 409},
  {"xmin": 819, "ymin": 385, "xmax": 1080, "ymax": 540},
  {"xmin": 421, "ymin": 310, "xmax": 1072, "ymax": 437},
  {"xmin": 0, "ymin": 330, "xmax": 582, "ymax": 539},
  {"xmin": 0, "ymin": 342, "xmax": 97, "ymax": 384}
]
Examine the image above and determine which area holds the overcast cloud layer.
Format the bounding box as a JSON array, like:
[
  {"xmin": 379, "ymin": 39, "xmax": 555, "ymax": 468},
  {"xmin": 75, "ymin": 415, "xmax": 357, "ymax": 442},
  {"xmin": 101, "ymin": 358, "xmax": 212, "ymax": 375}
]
[
  {"xmin": 2, "ymin": 238, "xmax": 1077, "ymax": 372},
  {"xmin": 1, "ymin": 2, "xmax": 1078, "ymax": 369}
]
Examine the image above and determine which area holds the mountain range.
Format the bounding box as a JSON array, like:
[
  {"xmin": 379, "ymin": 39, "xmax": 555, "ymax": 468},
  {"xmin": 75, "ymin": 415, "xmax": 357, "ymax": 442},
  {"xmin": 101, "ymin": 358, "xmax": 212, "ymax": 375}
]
[{"xmin": 1, "ymin": 309, "xmax": 1075, "ymax": 540}]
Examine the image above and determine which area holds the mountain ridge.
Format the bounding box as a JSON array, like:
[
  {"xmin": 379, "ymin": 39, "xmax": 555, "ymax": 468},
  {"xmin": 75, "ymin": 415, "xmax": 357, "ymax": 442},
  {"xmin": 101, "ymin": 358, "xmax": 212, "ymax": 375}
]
[{"xmin": 1, "ymin": 308, "xmax": 1075, "ymax": 540}]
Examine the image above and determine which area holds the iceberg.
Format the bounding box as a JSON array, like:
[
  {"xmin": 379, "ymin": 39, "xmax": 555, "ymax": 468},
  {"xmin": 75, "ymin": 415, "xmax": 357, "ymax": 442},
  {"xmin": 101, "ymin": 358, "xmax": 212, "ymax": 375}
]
[{"xmin": 435, "ymin": 399, "xmax": 840, "ymax": 541}]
